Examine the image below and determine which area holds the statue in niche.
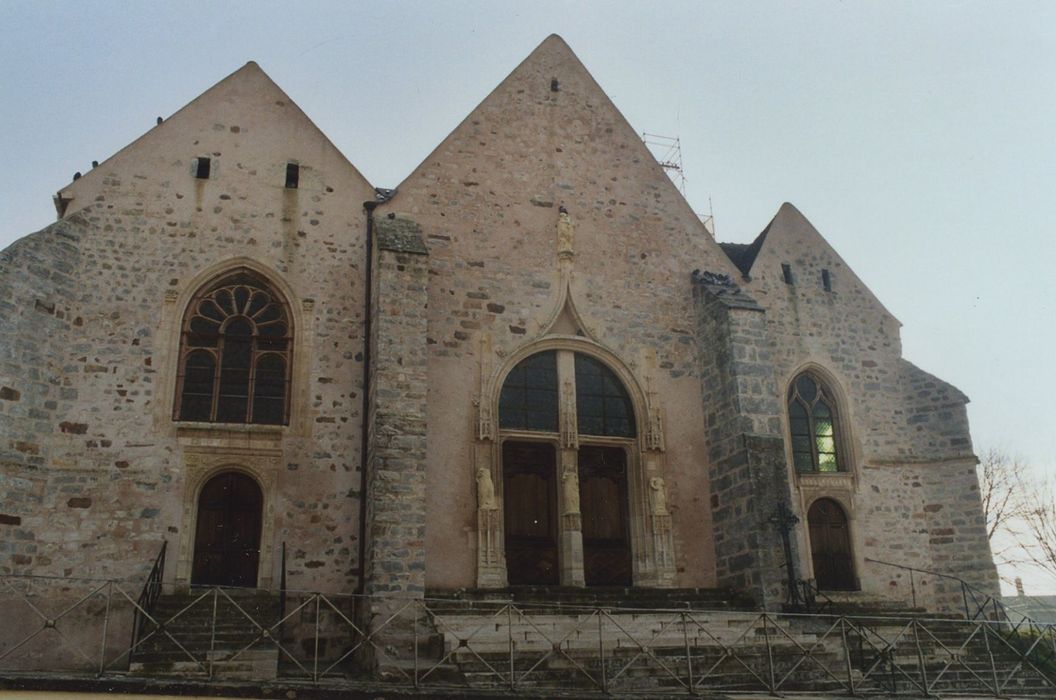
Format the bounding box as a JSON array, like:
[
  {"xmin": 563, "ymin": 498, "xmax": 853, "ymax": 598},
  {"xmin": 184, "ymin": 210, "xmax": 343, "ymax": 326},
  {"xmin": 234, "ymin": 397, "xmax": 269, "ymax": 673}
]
[
  {"xmin": 476, "ymin": 467, "xmax": 498, "ymax": 511},
  {"xmin": 649, "ymin": 476, "xmax": 669, "ymax": 516},
  {"xmin": 557, "ymin": 206, "xmax": 575, "ymax": 258},
  {"xmin": 561, "ymin": 468, "xmax": 581, "ymax": 514}
]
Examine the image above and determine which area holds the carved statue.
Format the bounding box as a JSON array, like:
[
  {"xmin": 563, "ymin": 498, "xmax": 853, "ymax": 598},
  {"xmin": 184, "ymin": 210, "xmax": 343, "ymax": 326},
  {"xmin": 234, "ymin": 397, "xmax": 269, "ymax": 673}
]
[
  {"xmin": 476, "ymin": 467, "xmax": 498, "ymax": 510},
  {"xmin": 649, "ymin": 476, "xmax": 669, "ymax": 516},
  {"xmin": 561, "ymin": 468, "xmax": 581, "ymax": 514},
  {"xmin": 557, "ymin": 206, "xmax": 575, "ymax": 257}
]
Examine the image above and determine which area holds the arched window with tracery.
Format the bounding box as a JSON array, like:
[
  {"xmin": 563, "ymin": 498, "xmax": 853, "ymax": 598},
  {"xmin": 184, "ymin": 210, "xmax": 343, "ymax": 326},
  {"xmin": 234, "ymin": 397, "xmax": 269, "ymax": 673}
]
[
  {"xmin": 788, "ymin": 372, "xmax": 842, "ymax": 473},
  {"xmin": 175, "ymin": 270, "xmax": 292, "ymax": 425},
  {"xmin": 497, "ymin": 349, "xmax": 637, "ymax": 587}
]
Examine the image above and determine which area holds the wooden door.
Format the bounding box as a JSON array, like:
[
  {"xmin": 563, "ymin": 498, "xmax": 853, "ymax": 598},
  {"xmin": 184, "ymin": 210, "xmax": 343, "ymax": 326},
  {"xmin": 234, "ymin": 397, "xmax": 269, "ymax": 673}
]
[
  {"xmin": 579, "ymin": 446, "xmax": 632, "ymax": 586},
  {"xmin": 808, "ymin": 498, "xmax": 857, "ymax": 591},
  {"xmin": 192, "ymin": 472, "xmax": 263, "ymax": 587},
  {"xmin": 503, "ymin": 441, "xmax": 558, "ymax": 585}
]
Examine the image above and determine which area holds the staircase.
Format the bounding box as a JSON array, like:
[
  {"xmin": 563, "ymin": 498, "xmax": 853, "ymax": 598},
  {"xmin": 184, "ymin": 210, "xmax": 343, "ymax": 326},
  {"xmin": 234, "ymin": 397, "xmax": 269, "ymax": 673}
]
[{"xmin": 129, "ymin": 588, "xmax": 281, "ymax": 680}]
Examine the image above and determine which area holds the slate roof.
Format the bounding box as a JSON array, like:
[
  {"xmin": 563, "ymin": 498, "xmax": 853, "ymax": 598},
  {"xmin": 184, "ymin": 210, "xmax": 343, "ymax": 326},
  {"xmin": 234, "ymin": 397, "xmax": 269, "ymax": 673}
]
[{"xmin": 718, "ymin": 221, "xmax": 772, "ymax": 279}]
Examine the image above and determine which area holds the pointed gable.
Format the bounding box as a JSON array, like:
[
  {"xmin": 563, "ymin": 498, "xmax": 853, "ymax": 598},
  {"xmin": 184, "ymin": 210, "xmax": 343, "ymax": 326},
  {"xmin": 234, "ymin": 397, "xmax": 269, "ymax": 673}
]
[
  {"xmin": 731, "ymin": 202, "xmax": 897, "ymax": 322},
  {"xmin": 387, "ymin": 34, "xmax": 737, "ymax": 278},
  {"xmin": 57, "ymin": 61, "xmax": 373, "ymax": 216}
]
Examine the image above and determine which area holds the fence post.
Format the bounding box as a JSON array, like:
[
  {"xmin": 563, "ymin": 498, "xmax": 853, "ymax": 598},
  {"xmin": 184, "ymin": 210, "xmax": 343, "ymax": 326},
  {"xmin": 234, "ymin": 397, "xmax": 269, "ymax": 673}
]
[
  {"xmin": 208, "ymin": 588, "xmax": 218, "ymax": 679},
  {"xmin": 840, "ymin": 617, "xmax": 856, "ymax": 696},
  {"xmin": 763, "ymin": 613, "xmax": 776, "ymax": 694},
  {"xmin": 413, "ymin": 600, "xmax": 420, "ymax": 689},
  {"xmin": 912, "ymin": 619, "xmax": 929, "ymax": 696},
  {"xmin": 910, "ymin": 569, "xmax": 918, "ymax": 609},
  {"xmin": 97, "ymin": 580, "xmax": 113, "ymax": 677},
  {"xmin": 313, "ymin": 594, "xmax": 320, "ymax": 682},
  {"xmin": 507, "ymin": 603, "xmax": 515, "ymax": 691},
  {"xmin": 682, "ymin": 611, "xmax": 695, "ymax": 695},
  {"xmin": 598, "ymin": 608, "xmax": 608, "ymax": 694}
]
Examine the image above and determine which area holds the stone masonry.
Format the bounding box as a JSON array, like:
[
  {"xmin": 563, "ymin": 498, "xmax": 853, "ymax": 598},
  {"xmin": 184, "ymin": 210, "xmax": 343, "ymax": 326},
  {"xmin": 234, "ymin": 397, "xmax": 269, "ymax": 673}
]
[{"xmin": 0, "ymin": 36, "xmax": 999, "ymax": 616}]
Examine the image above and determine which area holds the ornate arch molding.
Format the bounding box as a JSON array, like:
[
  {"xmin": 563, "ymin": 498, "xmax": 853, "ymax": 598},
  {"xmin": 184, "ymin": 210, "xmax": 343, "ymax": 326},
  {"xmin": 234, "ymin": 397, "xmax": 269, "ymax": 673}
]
[
  {"xmin": 174, "ymin": 456, "xmax": 279, "ymax": 589},
  {"xmin": 155, "ymin": 257, "xmax": 314, "ymax": 437},
  {"xmin": 473, "ymin": 334, "xmax": 676, "ymax": 589}
]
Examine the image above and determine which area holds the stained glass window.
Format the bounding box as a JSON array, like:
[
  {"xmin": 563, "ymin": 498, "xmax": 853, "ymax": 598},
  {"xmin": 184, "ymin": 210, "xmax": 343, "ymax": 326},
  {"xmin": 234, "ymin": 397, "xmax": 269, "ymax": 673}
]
[{"xmin": 788, "ymin": 373, "xmax": 842, "ymax": 473}]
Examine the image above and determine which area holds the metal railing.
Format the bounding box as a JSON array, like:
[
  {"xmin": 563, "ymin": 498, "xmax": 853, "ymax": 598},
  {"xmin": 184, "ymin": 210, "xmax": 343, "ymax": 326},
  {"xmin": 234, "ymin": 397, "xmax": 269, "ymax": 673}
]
[
  {"xmin": 866, "ymin": 558, "xmax": 1014, "ymax": 623},
  {"xmin": 129, "ymin": 540, "xmax": 166, "ymax": 657},
  {"xmin": 2, "ymin": 574, "xmax": 1056, "ymax": 697}
]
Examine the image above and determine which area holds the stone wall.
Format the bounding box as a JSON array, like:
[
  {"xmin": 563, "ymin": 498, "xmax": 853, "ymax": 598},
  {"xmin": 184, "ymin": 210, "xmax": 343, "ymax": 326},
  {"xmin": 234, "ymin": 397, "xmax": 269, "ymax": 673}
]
[
  {"xmin": 379, "ymin": 35, "xmax": 736, "ymax": 590},
  {"xmin": 0, "ymin": 218, "xmax": 83, "ymax": 574},
  {"xmin": 362, "ymin": 216, "xmax": 429, "ymax": 596},
  {"xmin": 692, "ymin": 272, "xmax": 796, "ymax": 607},
  {"xmin": 0, "ymin": 62, "xmax": 375, "ymax": 593},
  {"xmin": 741, "ymin": 203, "xmax": 998, "ymax": 609}
]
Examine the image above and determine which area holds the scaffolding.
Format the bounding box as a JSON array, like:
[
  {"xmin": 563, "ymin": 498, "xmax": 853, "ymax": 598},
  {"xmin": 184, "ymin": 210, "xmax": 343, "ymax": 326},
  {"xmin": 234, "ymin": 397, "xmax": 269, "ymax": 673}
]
[{"xmin": 642, "ymin": 132, "xmax": 714, "ymax": 236}]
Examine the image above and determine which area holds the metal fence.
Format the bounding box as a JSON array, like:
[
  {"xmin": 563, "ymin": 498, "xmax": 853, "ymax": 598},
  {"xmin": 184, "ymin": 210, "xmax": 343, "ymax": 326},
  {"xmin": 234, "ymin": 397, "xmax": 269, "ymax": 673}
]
[{"xmin": 1, "ymin": 574, "xmax": 1055, "ymax": 697}]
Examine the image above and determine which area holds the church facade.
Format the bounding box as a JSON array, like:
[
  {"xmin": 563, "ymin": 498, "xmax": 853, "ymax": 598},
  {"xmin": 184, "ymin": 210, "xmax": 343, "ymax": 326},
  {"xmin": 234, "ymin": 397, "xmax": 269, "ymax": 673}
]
[{"xmin": 0, "ymin": 36, "xmax": 998, "ymax": 612}]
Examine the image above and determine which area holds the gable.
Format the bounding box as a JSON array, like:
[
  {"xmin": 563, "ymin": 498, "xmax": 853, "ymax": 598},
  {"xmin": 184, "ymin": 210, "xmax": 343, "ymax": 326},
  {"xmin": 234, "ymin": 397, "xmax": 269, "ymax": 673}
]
[
  {"xmin": 56, "ymin": 62, "xmax": 373, "ymax": 217},
  {"xmin": 384, "ymin": 34, "xmax": 737, "ymax": 277},
  {"xmin": 735, "ymin": 202, "xmax": 897, "ymax": 323}
]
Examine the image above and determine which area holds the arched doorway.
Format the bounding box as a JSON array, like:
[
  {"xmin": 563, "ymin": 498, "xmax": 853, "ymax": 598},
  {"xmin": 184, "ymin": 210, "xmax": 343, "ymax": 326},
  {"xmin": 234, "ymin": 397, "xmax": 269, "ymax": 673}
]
[
  {"xmin": 807, "ymin": 498, "xmax": 857, "ymax": 591},
  {"xmin": 191, "ymin": 472, "xmax": 263, "ymax": 587},
  {"xmin": 496, "ymin": 349, "xmax": 636, "ymax": 587}
]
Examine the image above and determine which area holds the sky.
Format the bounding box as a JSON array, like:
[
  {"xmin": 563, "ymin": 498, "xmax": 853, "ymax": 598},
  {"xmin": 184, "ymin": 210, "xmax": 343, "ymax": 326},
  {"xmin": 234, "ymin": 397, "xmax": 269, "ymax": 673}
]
[{"xmin": 1, "ymin": 1, "xmax": 1054, "ymax": 594}]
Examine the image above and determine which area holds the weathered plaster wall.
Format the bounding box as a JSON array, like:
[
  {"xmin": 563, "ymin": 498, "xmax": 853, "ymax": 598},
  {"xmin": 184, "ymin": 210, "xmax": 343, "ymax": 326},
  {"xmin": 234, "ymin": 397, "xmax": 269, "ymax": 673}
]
[{"xmin": 0, "ymin": 63, "xmax": 375, "ymax": 593}]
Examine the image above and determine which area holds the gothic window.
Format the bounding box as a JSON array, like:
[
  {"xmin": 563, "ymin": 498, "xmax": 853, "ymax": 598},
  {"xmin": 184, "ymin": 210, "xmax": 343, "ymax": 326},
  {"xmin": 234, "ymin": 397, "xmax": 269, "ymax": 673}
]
[
  {"xmin": 499, "ymin": 351, "xmax": 558, "ymax": 432},
  {"xmin": 498, "ymin": 349, "xmax": 636, "ymax": 586},
  {"xmin": 175, "ymin": 270, "xmax": 292, "ymax": 425},
  {"xmin": 788, "ymin": 372, "xmax": 842, "ymax": 473},
  {"xmin": 574, "ymin": 354, "xmax": 635, "ymax": 438}
]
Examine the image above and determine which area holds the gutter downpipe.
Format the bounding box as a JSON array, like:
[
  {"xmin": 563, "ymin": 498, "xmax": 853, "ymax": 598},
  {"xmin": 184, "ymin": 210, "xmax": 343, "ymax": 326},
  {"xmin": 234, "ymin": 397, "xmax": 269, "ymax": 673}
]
[{"xmin": 356, "ymin": 199, "xmax": 378, "ymax": 595}]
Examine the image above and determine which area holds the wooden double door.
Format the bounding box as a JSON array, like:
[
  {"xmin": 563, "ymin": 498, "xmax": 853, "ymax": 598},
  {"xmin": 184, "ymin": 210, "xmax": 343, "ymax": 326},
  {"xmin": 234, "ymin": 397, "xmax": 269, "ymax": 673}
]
[
  {"xmin": 502, "ymin": 441, "xmax": 631, "ymax": 587},
  {"xmin": 191, "ymin": 472, "xmax": 263, "ymax": 587},
  {"xmin": 807, "ymin": 498, "xmax": 858, "ymax": 591}
]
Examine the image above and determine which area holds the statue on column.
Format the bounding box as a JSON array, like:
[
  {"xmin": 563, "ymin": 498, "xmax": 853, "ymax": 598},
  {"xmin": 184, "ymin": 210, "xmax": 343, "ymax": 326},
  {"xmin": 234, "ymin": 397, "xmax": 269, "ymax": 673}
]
[
  {"xmin": 476, "ymin": 467, "xmax": 498, "ymax": 511},
  {"xmin": 649, "ymin": 476, "xmax": 669, "ymax": 516}
]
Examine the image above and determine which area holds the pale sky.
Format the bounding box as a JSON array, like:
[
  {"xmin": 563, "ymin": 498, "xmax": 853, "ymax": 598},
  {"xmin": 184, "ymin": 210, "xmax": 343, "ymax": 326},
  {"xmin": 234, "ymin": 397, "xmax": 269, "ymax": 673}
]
[{"xmin": 2, "ymin": 1, "xmax": 1054, "ymax": 594}]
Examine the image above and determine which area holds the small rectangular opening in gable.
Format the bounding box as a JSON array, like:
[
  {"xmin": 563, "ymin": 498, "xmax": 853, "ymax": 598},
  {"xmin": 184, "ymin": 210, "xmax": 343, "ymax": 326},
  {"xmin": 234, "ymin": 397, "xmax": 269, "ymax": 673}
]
[
  {"xmin": 782, "ymin": 263, "xmax": 793, "ymax": 285},
  {"xmin": 822, "ymin": 268, "xmax": 832, "ymax": 292},
  {"xmin": 194, "ymin": 157, "xmax": 211, "ymax": 179},
  {"xmin": 285, "ymin": 162, "xmax": 299, "ymax": 189}
]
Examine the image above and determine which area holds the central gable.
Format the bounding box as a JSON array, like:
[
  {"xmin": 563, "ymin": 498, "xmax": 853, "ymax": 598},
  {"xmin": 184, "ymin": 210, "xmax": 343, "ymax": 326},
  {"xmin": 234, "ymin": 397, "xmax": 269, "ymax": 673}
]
[{"xmin": 388, "ymin": 34, "xmax": 736, "ymax": 277}]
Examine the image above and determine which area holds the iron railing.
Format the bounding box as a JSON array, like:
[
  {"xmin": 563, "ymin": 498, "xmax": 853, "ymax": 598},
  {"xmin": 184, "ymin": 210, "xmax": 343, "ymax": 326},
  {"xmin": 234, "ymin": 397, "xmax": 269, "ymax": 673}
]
[
  {"xmin": 1, "ymin": 574, "xmax": 1055, "ymax": 697},
  {"xmin": 129, "ymin": 540, "xmax": 166, "ymax": 657},
  {"xmin": 866, "ymin": 558, "xmax": 1015, "ymax": 624}
]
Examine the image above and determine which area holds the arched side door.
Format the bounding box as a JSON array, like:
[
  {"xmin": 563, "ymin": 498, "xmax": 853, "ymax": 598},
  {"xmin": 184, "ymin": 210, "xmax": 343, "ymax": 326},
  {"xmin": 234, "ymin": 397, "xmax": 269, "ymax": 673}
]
[
  {"xmin": 807, "ymin": 498, "xmax": 858, "ymax": 591},
  {"xmin": 192, "ymin": 472, "xmax": 263, "ymax": 587}
]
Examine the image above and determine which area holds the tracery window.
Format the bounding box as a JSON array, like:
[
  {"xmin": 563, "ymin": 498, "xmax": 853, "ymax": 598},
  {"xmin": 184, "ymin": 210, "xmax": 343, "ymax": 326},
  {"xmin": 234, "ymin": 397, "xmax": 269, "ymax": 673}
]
[
  {"xmin": 498, "ymin": 351, "xmax": 636, "ymax": 438},
  {"xmin": 788, "ymin": 372, "xmax": 842, "ymax": 473},
  {"xmin": 175, "ymin": 270, "xmax": 292, "ymax": 425},
  {"xmin": 498, "ymin": 350, "xmax": 636, "ymax": 586}
]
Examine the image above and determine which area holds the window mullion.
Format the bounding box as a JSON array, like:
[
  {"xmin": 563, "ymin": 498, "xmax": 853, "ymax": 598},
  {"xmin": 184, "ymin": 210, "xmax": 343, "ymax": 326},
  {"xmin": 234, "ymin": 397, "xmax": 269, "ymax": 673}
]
[{"xmin": 211, "ymin": 337, "xmax": 224, "ymax": 422}]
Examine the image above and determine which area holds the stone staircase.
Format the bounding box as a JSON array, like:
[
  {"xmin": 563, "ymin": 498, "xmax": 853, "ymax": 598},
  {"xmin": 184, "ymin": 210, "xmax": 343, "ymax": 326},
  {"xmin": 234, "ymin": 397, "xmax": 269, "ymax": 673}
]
[
  {"xmin": 837, "ymin": 612, "xmax": 1056, "ymax": 696},
  {"xmin": 128, "ymin": 588, "xmax": 281, "ymax": 680}
]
